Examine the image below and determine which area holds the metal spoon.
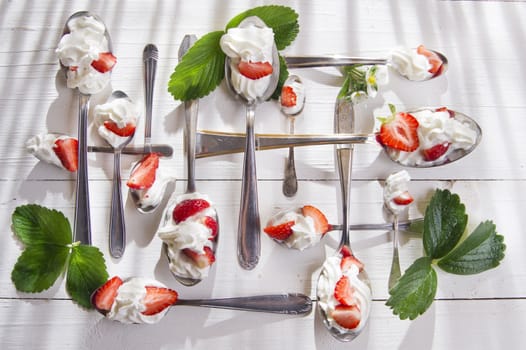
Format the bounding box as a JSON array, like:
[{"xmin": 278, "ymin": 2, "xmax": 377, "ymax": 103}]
[
  {"xmin": 162, "ymin": 34, "xmax": 220, "ymax": 287},
  {"xmin": 59, "ymin": 11, "xmax": 112, "ymax": 245},
  {"xmin": 88, "ymin": 144, "xmax": 173, "ymax": 157},
  {"xmin": 103, "ymin": 90, "xmax": 137, "ymax": 258},
  {"xmin": 284, "ymin": 48, "xmax": 448, "ymax": 81},
  {"xmin": 223, "ymin": 16, "xmax": 280, "ymax": 270},
  {"xmin": 194, "ymin": 107, "xmax": 482, "ymax": 168},
  {"xmin": 387, "ymin": 207, "xmax": 402, "ymax": 291},
  {"xmin": 317, "ymin": 98, "xmax": 371, "ymax": 342},
  {"xmin": 281, "ymin": 75, "xmax": 306, "ymax": 197}
]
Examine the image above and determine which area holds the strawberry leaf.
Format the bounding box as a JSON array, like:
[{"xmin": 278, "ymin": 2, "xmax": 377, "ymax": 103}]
[
  {"xmin": 11, "ymin": 245, "xmax": 70, "ymax": 293},
  {"xmin": 66, "ymin": 245, "xmax": 109, "ymax": 309},
  {"xmin": 386, "ymin": 257, "xmax": 437, "ymax": 320},
  {"xmin": 168, "ymin": 30, "xmax": 226, "ymax": 101},
  {"xmin": 271, "ymin": 55, "xmax": 290, "ymax": 100},
  {"xmin": 12, "ymin": 204, "xmax": 72, "ymax": 246},
  {"xmin": 423, "ymin": 189, "xmax": 468, "ymax": 259},
  {"xmin": 437, "ymin": 221, "xmax": 506, "ymax": 274}
]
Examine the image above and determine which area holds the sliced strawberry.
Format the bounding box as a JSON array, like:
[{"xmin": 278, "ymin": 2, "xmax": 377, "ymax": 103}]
[
  {"xmin": 69, "ymin": 66, "xmax": 78, "ymax": 72},
  {"xmin": 182, "ymin": 246, "xmax": 216, "ymax": 268},
  {"xmin": 280, "ymin": 86, "xmax": 297, "ymax": 107},
  {"xmin": 201, "ymin": 215, "xmax": 218, "ymax": 240},
  {"xmin": 378, "ymin": 112, "xmax": 420, "ymax": 152},
  {"xmin": 91, "ymin": 52, "xmax": 117, "ymax": 73},
  {"xmin": 141, "ymin": 286, "xmax": 178, "ymax": 316},
  {"xmin": 423, "ymin": 142, "xmax": 450, "ymax": 161},
  {"xmin": 91, "ymin": 276, "xmax": 123, "ymax": 314},
  {"xmin": 332, "ymin": 304, "xmax": 361, "ymax": 330},
  {"xmin": 264, "ymin": 220, "xmax": 295, "ymax": 240},
  {"xmin": 334, "ymin": 276, "xmax": 356, "ymax": 306},
  {"xmin": 103, "ymin": 120, "xmax": 136, "ymax": 137},
  {"xmin": 126, "ymin": 153, "xmax": 159, "ymax": 189},
  {"xmin": 238, "ymin": 61, "xmax": 273, "ymax": 80},
  {"xmin": 53, "ymin": 137, "xmax": 78, "ymax": 172},
  {"xmin": 341, "ymin": 245, "xmax": 352, "ymax": 258},
  {"xmin": 301, "ymin": 205, "xmax": 330, "ymax": 234},
  {"xmin": 416, "ymin": 45, "xmax": 443, "ymax": 76},
  {"xmin": 172, "ymin": 198, "xmax": 211, "ymax": 223},
  {"xmin": 340, "ymin": 255, "xmax": 364, "ymax": 273},
  {"xmin": 393, "ymin": 190, "xmax": 414, "ymax": 205},
  {"xmin": 435, "ymin": 107, "xmax": 455, "ymax": 118}
]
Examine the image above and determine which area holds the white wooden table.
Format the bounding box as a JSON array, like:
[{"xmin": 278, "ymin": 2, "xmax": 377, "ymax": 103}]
[{"xmin": 1, "ymin": 0, "xmax": 525, "ymax": 349}]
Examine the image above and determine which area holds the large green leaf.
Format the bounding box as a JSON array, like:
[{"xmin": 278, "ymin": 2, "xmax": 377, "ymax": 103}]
[
  {"xmin": 437, "ymin": 221, "xmax": 506, "ymax": 275},
  {"xmin": 12, "ymin": 204, "xmax": 72, "ymax": 246},
  {"xmin": 423, "ymin": 189, "xmax": 468, "ymax": 259}
]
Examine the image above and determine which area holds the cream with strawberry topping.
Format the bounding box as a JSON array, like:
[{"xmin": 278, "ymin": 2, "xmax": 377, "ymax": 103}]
[
  {"xmin": 131, "ymin": 166, "xmax": 174, "ymax": 209},
  {"xmin": 157, "ymin": 192, "xmax": 217, "ymax": 280},
  {"xmin": 26, "ymin": 133, "xmax": 78, "ymax": 172},
  {"xmin": 384, "ymin": 170, "xmax": 412, "ymax": 215},
  {"xmin": 390, "ymin": 45, "xmax": 443, "ymax": 81},
  {"xmin": 280, "ymin": 79, "xmax": 305, "ymax": 115},
  {"xmin": 94, "ymin": 97, "xmax": 140, "ymax": 148},
  {"xmin": 317, "ymin": 254, "xmax": 371, "ymax": 333},
  {"xmin": 56, "ymin": 15, "xmax": 113, "ymax": 94},
  {"xmin": 220, "ymin": 22, "xmax": 274, "ymax": 101}
]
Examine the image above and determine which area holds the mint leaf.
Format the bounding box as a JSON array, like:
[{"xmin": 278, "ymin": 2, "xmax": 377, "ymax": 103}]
[
  {"xmin": 225, "ymin": 5, "xmax": 299, "ymax": 50},
  {"xmin": 66, "ymin": 245, "xmax": 109, "ymax": 309},
  {"xmin": 386, "ymin": 257, "xmax": 437, "ymax": 320},
  {"xmin": 11, "ymin": 245, "xmax": 70, "ymax": 292},
  {"xmin": 168, "ymin": 30, "xmax": 226, "ymax": 101},
  {"xmin": 423, "ymin": 189, "xmax": 468, "ymax": 259},
  {"xmin": 271, "ymin": 55, "xmax": 290, "ymax": 100},
  {"xmin": 12, "ymin": 204, "xmax": 72, "ymax": 246},
  {"xmin": 437, "ymin": 221, "xmax": 506, "ymax": 274}
]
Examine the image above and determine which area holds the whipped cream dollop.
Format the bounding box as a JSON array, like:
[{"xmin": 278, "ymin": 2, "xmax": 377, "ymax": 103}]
[
  {"xmin": 383, "ymin": 170, "xmax": 412, "ymax": 215},
  {"xmin": 157, "ymin": 192, "xmax": 216, "ymax": 280},
  {"xmin": 280, "ymin": 79, "xmax": 306, "ymax": 115},
  {"xmin": 265, "ymin": 207, "xmax": 321, "ymax": 250},
  {"xmin": 317, "ymin": 256, "xmax": 371, "ymax": 334},
  {"xmin": 106, "ymin": 277, "xmax": 170, "ymax": 324},
  {"xmin": 94, "ymin": 97, "xmax": 140, "ymax": 148},
  {"xmin": 387, "ymin": 108, "xmax": 479, "ymax": 166},
  {"xmin": 26, "ymin": 133, "xmax": 74, "ymax": 171},
  {"xmin": 220, "ymin": 22, "xmax": 274, "ymax": 101},
  {"xmin": 390, "ymin": 46, "xmax": 432, "ymax": 81},
  {"xmin": 56, "ymin": 15, "xmax": 110, "ymax": 94}
]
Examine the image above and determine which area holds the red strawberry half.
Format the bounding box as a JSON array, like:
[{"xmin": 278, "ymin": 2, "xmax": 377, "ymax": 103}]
[
  {"xmin": 201, "ymin": 215, "xmax": 218, "ymax": 240},
  {"xmin": 172, "ymin": 198, "xmax": 211, "ymax": 223},
  {"xmin": 280, "ymin": 86, "xmax": 297, "ymax": 107},
  {"xmin": 340, "ymin": 255, "xmax": 364, "ymax": 273},
  {"xmin": 53, "ymin": 137, "xmax": 78, "ymax": 172},
  {"xmin": 416, "ymin": 45, "xmax": 443, "ymax": 76},
  {"xmin": 91, "ymin": 276, "xmax": 124, "ymax": 314},
  {"xmin": 393, "ymin": 191, "xmax": 414, "ymax": 205},
  {"xmin": 264, "ymin": 220, "xmax": 295, "ymax": 240},
  {"xmin": 301, "ymin": 205, "xmax": 330, "ymax": 234},
  {"xmin": 378, "ymin": 112, "xmax": 420, "ymax": 152},
  {"xmin": 238, "ymin": 61, "xmax": 273, "ymax": 80},
  {"xmin": 332, "ymin": 304, "xmax": 361, "ymax": 330},
  {"xmin": 182, "ymin": 246, "xmax": 216, "ymax": 268},
  {"xmin": 103, "ymin": 120, "xmax": 136, "ymax": 137},
  {"xmin": 91, "ymin": 52, "xmax": 117, "ymax": 73},
  {"xmin": 423, "ymin": 142, "xmax": 450, "ymax": 161},
  {"xmin": 141, "ymin": 286, "xmax": 178, "ymax": 316},
  {"xmin": 334, "ymin": 276, "xmax": 356, "ymax": 306},
  {"xmin": 126, "ymin": 153, "xmax": 159, "ymax": 189}
]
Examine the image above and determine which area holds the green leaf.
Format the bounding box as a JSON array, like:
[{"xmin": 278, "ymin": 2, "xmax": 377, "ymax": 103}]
[
  {"xmin": 225, "ymin": 5, "xmax": 299, "ymax": 50},
  {"xmin": 66, "ymin": 245, "xmax": 109, "ymax": 309},
  {"xmin": 437, "ymin": 221, "xmax": 506, "ymax": 275},
  {"xmin": 423, "ymin": 189, "xmax": 468, "ymax": 259},
  {"xmin": 386, "ymin": 257, "xmax": 437, "ymax": 320},
  {"xmin": 12, "ymin": 204, "xmax": 72, "ymax": 246},
  {"xmin": 270, "ymin": 55, "xmax": 290, "ymax": 100},
  {"xmin": 11, "ymin": 244, "xmax": 70, "ymax": 292},
  {"xmin": 168, "ymin": 30, "xmax": 226, "ymax": 101}
]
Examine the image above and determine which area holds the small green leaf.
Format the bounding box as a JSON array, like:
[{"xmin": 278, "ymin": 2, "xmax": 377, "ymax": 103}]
[
  {"xmin": 423, "ymin": 189, "xmax": 468, "ymax": 259},
  {"xmin": 66, "ymin": 245, "xmax": 109, "ymax": 309},
  {"xmin": 270, "ymin": 55, "xmax": 290, "ymax": 100},
  {"xmin": 11, "ymin": 244, "xmax": 70, "ymax": 292},
  {"xmin": 437, "ymin": 221, "xmax": 506, "ymax": 275},
  {"xmin": 12, "ymin": 204, "xmax": 72, "ymax": 246},
  {"xmin": 386, "ymin": 257, "xmax": 437, "ymax": 320},
  {"xmin": 225, "ymin": 5, "xmax": 299, "ymax": 50},
  {"xmin": 168, "ymin": 30, "xmax": 226, "ymax": 101}
]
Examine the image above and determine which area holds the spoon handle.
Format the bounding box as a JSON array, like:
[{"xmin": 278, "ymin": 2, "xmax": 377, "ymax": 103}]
[
  {"xmin": 109, "ymin": 151, "xmax": 126, "ymax": 258},
  {"xmin": 388, "ymin": 215, "xmax": 402, "ymax": 290},
  {"xmin": 284, "ymin": 55, "xmax": 388, "ymax": 68},
  {"xmin": 177, "ymin": 294, "xmax": 312, "ymax": 315},
  {"xmin": 73, "ymin": 93, "xmax": 91, "ymax": 245},
  {"xmin": 283, "ymin": 146, "xmax": 298, "ymax": 197},
  {"xmin": 143, "ymin": 44, "xmax": 158, "ymax": 152},
  {"xmin": 238, "ymin": 103, "xmax": 261, "ymax": 270}
]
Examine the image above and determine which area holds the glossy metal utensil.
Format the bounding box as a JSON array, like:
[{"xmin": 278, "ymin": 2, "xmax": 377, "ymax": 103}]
[
  {"xmin": 223, "ymin": 16, "xmax": 280, "ymax": 270},
  {"xmin": 387, "ymin": 209, "xmax": 402, "ymax": 291},
  {"xmin": 88, "ymin": 144, "xmax": 173, "ymax": 157},
  {"xmin": 281, "ymin": 75, "xmax": 306, "ymax": 197}
]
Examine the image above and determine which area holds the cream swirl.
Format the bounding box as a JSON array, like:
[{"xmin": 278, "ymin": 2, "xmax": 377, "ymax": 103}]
[
  {"xmin": 390, "ymin": 46, "xmax": 432, "ymax": 81},
  {"xmin": 383, "ymin": 170, "xmax": 412, "ymax": 215},
  {"xmin": 94, "ymin": 97, "xmax": 140, "ymax": 148},
  {"xmin": 26, "ymin": 133, "xmax": 75, "ymax": 171},
  {"xmin": 265, "ymin": 207, "xmax": 321, "ymax": 250}
]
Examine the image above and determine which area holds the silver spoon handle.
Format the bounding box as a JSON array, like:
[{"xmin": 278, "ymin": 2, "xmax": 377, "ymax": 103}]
[
  {"xmin": 185, "ymin": 99, "xmax": 198, "ymax": 193},
  {"xmin": 238, "ymin": 103, "xmax": 260, "ymax": 270},
  {"xmin": 143, "ymin": 44, "xmax": 158, "ymax": 152},
  {"xmin": 284, "ymin": 55, "xmax": 388, "ymax": 68},
  {"xmin": 109, "ymin": 151, "xmax": 125, "ymax": 258},
  {"xmin": 74, "ymin": 93, "xmax": 91, "ymax": 245},
  {"xmin": 330, "ymin": 217, "xmax": 424, "ymax": 232},
  {"xmin": 176, "ymin": 294, "xmax": 312, "ymax": 315},
  {"xmin": 88, "ymin": 144, "xmax": 173, "ymax": 157},
  {"xmin": 283, "ymin": 118, "xmax": 297, "ymax": 197},
  {"xmin": 388, "ymin": 215, "xmax": 401, "ymax": 290}
]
